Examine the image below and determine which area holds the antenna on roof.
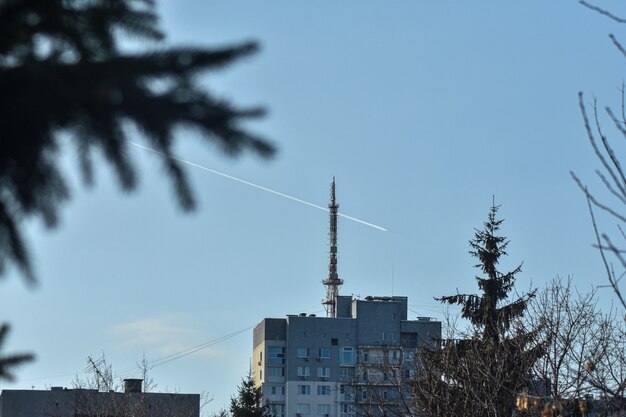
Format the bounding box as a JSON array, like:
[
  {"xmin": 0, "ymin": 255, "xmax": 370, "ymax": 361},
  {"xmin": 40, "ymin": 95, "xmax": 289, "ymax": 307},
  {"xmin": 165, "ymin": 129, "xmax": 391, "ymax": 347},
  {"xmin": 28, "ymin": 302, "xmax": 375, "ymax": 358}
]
[
  {"xmin": 391, "ymin": 262, "xmax": 394, "ymax": 297},
  {"xmin": 322, "ymin": 177, "xmax": 344, "ymax": 318}
]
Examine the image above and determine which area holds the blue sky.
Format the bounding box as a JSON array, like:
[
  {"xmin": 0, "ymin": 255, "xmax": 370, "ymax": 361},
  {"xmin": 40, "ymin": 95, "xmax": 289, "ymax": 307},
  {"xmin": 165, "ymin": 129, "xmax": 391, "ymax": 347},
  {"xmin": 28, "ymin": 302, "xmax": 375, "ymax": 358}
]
[{"xmin": 2, "ymin": 0, "xmax": 626, "ymax": 413}]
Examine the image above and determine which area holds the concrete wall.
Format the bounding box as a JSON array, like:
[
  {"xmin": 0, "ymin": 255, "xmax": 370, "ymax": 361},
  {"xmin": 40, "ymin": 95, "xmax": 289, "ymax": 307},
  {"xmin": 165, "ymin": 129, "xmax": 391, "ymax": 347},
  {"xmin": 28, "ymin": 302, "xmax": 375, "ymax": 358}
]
[
  {"xmin": 285, "ymin": 381, "xmax": 339, "ymax": 417},
  {"xmin": 285, "ymin": 315, "xmax": 355, "ymax": 382},
  {"xmin": 0, "ymin": 389, "xmax": 199, "ymax": 417},
  {"xmin": 400, "ymin": 319, "xmax": 441, "ymax": 348},
  {"xmin": 336, "ymin": 296, "xmax": 352, "ymax": 319},
  {"xmin": 353, "ymin": 299, "xmax": 403, "ymax": 347}
]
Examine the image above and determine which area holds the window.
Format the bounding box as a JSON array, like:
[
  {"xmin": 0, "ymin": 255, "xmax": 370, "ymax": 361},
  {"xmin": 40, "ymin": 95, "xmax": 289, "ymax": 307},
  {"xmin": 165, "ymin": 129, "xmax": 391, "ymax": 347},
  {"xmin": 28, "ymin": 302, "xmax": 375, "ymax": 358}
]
[
  {"xmin": 340, "ymin": 347, "xmax": 356, "ymax": 365},
  {"xmin": 362, "ymin": 370, "xmax": 368, "ymax": 381},
  {"xmin": 260, "ymin": 370, "xmax": 262, "ymax": 380},
  {"xmin": 318, "ymin": 404, "xmax": 331, "ymax": 415},
  {"xmin": 318, "ymin": 348, "xmax": 330, "ymax": 359},
  {"xmin": 297, "ymin": 366, "xmax": 311, "ymax": 378},
  {"xmin": 405, "ymin": 351, "xmax": 414, "ymax": 361},
  {"xmin": 297, "ymin": 347, "xmax": 310, "ymax": 359},
  {"xmin": 405, "ymin": 369, "xmax": 415, "ymax": 379},
  {"xmin": 382, "ymin": 332, "xmax": 397, "ymax": 342},
  {"xmin": 260, "ymin": 352, "xmax": 263, "ymax": 361},
  {"xmin": 271, "ymin": 404, "xmax": 285, "ymax": 417},
  {"xmin": 269, "ymin": 385, "xmax": 285, "ymax": 395},
  {"xmin": 268, "ymin": 347, "xmax": 285, "ymax": 365},
  {"xmin": 383, "ymin": 390, "xmax": 388, "ymax": 401},
  {"xmin": 297, "ymin": 404, "xmax": 311, "ymax": 415},
  {"xmin": 317, "ymin": 367, "xmax": 330, "ymax": 378},
  {"xmin": 297, "ymin": 385, "xmax": 310, "ymax": 395},
  {"xmin": 362, "ymin": 350, "xmax": 368, "ymax": 363},
  {"xmin": 317, "ymin": 385, "xmax": 331, "ymax": 396},
  {"xmin": 392, "ymin": 312, "xmax": 397, "ymax": 320},
  {"xmin": 361, "ymin": 390, "xmax": 368, "ymax": 401},
  {"xmin": 340, "ymin": 385, "xmax": 355, "ymax": 402},
  {"xmin": 340, "ymin": 404, "xmax": 355, "ymax": 417},
  {"xmin": 268, "ymin": 367, "xmax": 284, "ymax": 377},
  {"xmin": 340, "ymin": 367, "xmax": 354, "ymax": 380},
  {"xmin": 331, "ymin": 338, "xmax": 339, "ymax": 346}
]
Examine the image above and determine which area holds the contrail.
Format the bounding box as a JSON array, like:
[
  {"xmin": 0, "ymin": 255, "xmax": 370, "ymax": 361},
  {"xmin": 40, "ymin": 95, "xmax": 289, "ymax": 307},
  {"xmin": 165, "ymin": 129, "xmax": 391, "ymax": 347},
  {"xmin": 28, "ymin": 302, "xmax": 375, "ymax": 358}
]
[{"xmin": 129, "ymin": 142, "xmax": 388, "ymax": 232}]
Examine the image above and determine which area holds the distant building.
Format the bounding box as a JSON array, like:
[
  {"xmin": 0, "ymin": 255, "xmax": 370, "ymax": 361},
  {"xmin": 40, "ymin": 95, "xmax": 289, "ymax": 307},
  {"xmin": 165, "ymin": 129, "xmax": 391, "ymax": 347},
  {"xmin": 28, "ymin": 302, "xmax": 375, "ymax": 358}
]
[
  {"xmin": 0, "ymin": 379, "xmax": 199, "ymax": 417},
  {"xmin": 252, "ymin": 180, "xmax": 441, "ymax": 417}
]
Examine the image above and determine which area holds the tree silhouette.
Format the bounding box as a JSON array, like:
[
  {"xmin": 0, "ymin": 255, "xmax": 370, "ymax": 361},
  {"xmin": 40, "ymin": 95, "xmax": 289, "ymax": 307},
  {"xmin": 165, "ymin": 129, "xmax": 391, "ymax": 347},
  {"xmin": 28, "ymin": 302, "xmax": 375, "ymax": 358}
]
[
  {"xmin": 0, "ymin": 0, "xmax": 274, "ymax": 282},
  {"xmin": 0, "ymin": 324, "xmax": 34, "ymax": 381},
  {"xmin": 439, "ymin": 203, "xmax": 532, "ymax": 344},
  {"xmin": 229, "ymin": 371, "xmax": 270, "ymax": 417},
  {"xmin": 412, "ymin": 204, "xmax": 543, "ymax": 417},
  {"xmin": 0, "ymin": 0, "xmax": 275, "ymax": 381}
]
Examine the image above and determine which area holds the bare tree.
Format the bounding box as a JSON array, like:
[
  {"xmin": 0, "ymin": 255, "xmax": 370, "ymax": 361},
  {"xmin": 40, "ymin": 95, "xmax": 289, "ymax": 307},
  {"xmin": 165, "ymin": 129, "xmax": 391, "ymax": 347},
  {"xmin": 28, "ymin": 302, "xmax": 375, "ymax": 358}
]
[
  {"xmin": 348, "ymin": 346, "xmax": 409, "ymax": 417},
  {"xmin": 138, "ymin": 352, "xmax": 158, "ymax": 393},
  {"xmin": 572, "ymin": 1, "xmax": 626, "ymax": 313},
  {"xmin": 567, "ymin": 4, "xmax": 626, "ymax": 413},
  {"xmin": 199, "ymin": 391, "xmax": 215, "ymax": 417},
  {"xmin": 410, "ymin": 321, "xmax": 542, "ymax": 417},
  {"xmin": 518, "ymin": 277, "xmax": 626, "ymax": 416},
  {"xmin": 525, "ymin": 277, "xmax": 601, "ymax": 401},
  {"xmin": 587, "ymin": 313, "xmax": 626, "ymax": 415}
]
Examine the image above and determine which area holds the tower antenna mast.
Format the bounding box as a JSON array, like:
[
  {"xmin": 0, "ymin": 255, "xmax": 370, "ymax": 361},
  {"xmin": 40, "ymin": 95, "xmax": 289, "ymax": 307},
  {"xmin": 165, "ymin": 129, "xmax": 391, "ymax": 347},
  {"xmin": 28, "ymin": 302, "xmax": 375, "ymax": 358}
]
[{"xmin": 322, "ymin": 178, "xmax": 344, "ymax": 317}]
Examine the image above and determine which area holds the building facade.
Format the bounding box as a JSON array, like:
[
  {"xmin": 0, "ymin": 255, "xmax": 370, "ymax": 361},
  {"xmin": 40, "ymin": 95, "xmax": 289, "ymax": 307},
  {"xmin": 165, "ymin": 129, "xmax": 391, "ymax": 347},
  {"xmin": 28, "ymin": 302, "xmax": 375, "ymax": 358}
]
[
  {"xmin": 252, "ymin": 296, "xmax": 441, "ymax": 417},
  {"xmin": 0, "ymin": 380, "xmax": 199, "ymax": 417}
]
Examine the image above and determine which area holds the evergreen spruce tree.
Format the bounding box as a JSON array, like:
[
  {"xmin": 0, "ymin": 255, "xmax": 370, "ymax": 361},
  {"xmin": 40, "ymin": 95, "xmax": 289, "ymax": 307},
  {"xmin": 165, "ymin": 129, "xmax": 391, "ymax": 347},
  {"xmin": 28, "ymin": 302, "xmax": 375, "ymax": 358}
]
[
  {"xmin": 230, "ymin": 371, "xmax": 271, "ymax": 417},
  {"xmin": 412, "ymin": 204, "xmax": 543, "ymax": 417},
  {"xmin": 439, "ymin": 203, "xmax": 531, "ymax": 344}
]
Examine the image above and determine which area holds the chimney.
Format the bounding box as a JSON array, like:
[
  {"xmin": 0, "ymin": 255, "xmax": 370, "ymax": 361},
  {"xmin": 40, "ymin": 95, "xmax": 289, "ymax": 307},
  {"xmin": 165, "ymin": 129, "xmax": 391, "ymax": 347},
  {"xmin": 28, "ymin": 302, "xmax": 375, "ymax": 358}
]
[{"xmin": 123, "ymin": 379, "xmax": 143, "ymax": 393}]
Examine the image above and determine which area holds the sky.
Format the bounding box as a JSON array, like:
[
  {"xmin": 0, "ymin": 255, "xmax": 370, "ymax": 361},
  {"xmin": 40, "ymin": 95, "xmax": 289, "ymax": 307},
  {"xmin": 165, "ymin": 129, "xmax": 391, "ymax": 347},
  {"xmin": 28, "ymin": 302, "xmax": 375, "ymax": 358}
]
[{"xmin": 2, "ymin": 0, "xmax": 626, "ymax": 414}]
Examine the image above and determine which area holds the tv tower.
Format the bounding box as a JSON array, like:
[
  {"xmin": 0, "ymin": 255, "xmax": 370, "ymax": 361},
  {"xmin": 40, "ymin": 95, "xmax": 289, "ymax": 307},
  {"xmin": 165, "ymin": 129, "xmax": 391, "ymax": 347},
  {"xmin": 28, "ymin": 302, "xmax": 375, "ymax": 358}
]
[{"xmin": 322, "ymin": 178, "xmax": 344, "ymax": 318}]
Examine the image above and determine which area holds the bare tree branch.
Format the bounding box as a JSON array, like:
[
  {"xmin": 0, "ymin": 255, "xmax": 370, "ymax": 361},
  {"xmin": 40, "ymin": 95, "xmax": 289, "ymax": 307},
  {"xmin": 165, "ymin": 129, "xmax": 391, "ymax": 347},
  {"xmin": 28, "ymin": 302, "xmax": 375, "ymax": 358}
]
[{"xmin": 579, "ymin": 1, "xmax": 626, "ymax": 24}]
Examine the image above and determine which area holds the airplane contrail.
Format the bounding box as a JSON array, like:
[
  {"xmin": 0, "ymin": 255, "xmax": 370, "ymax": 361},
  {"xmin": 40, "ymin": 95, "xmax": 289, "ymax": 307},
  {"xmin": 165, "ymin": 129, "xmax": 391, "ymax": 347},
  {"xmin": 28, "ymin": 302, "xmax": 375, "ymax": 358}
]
[{"xmin": 129, "ymin": 142, "xmax": 388, "ymax": 232}]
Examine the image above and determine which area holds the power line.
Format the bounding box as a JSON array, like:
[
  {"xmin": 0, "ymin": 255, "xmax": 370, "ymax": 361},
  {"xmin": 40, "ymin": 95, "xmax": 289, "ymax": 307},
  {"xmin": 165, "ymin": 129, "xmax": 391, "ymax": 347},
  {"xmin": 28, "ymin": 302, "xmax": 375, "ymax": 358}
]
[
  {"xmin": 19, "ymin": 325, "xmax": 254, "ymax": 384},
  {"xmin": 114, "ymin": 325, "xmax": 254, "ymax": 379}
]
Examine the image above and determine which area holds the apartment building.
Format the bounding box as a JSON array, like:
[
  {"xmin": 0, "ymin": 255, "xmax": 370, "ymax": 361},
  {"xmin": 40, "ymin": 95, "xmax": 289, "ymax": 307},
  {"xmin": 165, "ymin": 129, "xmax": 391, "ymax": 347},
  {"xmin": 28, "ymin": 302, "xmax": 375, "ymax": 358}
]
[
  {"xmin": 253, "ymin": 296, "xmax": 440, "ymax": 417},
  {"xmin": 252, "ymin": 180, "xmax": 441, "ymax": 417}
]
